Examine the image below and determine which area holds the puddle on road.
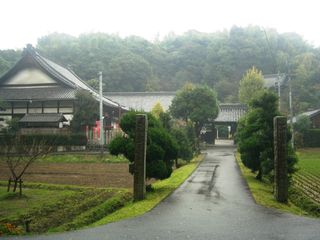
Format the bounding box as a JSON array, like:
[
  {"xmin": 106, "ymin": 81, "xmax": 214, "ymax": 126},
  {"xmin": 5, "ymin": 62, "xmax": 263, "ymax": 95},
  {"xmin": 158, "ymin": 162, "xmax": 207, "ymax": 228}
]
[{"xmin": 197, "ymin": 165, "xmax": 220, "ymax": 196}]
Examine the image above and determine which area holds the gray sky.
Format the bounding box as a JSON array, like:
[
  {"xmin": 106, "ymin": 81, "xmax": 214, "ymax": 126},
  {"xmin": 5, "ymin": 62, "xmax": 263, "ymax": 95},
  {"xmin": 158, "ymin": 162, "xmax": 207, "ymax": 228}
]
[{"xmin": 1, "ymin": 0, "xmax": 319, "ymax": 49}]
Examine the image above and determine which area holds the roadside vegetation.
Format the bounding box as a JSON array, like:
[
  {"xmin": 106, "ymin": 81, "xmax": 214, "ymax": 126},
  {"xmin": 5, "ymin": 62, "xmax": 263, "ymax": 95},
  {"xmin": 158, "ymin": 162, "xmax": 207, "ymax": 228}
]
[
  {"xmin": 0, "ymin": 154, "xmax": 203, "ymax": 236},
  {"xmin": 235, "ymin": 153, "xmax": 306, "ymax": 216},
  {"xmin": 92, "ymin": 154, "xmax": 203, "ymax": 226},
  {"xmin": 236, "ymin": 148, "xmax": 320, "ymax": 218},
  {"xmin": 235, "ymin": 82, "xmax": 320, "ymax": 218}
]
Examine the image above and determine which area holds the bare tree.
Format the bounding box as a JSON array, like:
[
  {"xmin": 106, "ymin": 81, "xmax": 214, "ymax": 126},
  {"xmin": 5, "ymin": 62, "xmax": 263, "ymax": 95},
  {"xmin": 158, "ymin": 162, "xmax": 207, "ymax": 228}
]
[{"xmin": 0, "ymin": 134, "xmax": 53, "ymax": 196}]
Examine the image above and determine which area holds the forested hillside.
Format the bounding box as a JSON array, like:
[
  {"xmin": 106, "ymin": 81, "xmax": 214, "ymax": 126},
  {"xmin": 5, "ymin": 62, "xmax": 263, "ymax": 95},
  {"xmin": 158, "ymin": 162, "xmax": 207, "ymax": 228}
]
[{"xmin": 0, "ymin": 26, "xmax": 319, "ymax": 113}]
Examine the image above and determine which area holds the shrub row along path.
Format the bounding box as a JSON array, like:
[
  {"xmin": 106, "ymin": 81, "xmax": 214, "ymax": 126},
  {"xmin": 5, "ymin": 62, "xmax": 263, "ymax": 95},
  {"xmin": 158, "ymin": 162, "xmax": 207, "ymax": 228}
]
[{"xmin": 7, "ymin": 143, "xmax": 320, "ymax": 240}]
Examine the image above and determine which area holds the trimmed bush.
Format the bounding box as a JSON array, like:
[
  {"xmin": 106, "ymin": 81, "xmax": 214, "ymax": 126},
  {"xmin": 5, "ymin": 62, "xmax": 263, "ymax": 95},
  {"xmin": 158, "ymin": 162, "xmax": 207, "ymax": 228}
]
[
  {"xmin": 109, "ymin": 110, "xmax": 178, "ymax": 181},
  {"xmin": 170, "ymin": 128, "xmax": 193, "ymax": 161}
]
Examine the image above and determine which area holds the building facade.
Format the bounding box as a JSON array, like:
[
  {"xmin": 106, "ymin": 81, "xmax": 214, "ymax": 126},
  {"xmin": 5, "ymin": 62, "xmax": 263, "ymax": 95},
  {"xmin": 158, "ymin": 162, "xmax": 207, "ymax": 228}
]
[{"xmin": 0, "ymin": 45, "xmax": 127, "ymax": 142}]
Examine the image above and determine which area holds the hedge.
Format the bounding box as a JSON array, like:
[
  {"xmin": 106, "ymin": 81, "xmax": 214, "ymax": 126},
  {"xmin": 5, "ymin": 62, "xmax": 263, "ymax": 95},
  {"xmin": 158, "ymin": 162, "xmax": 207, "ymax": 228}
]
[
  {"xmin": 0, "ymin": 134, "xmax": 87, "ymax": 146},
  {"xmin": 303, "ymin": 129, "xmax": 320, "ymax": 147}
]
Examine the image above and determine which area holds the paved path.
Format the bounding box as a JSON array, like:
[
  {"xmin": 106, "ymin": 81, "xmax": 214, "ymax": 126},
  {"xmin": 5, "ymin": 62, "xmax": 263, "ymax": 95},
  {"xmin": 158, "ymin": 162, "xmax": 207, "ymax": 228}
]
[{"xmin": 7, "ymin": 145, "xmax": 320, "ymax": 240}]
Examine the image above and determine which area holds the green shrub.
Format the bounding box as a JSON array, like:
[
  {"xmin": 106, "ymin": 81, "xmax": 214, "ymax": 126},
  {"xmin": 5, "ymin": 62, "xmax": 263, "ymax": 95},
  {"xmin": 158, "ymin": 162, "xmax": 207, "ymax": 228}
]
[
  {"xmin": 171, "ymin": 128, "xmax": 193, "ymax": 161},
  {"xmin": 294, "ymin": 115, "xmax": 312, "ymax": 135},
  {"xmin": 146, "ymin": 160, "xmax": 171, "ymax": 180},
  {"xmin": 237, "ymin": 91, "xmax": 297, "ymax": 180},
  {"xmin": 109, "ymin": 135, "xmax": 134, "ymax": 161},
  {"xmin": 109, "ymin": 110, "xmax": 178, "ymax": 181}
]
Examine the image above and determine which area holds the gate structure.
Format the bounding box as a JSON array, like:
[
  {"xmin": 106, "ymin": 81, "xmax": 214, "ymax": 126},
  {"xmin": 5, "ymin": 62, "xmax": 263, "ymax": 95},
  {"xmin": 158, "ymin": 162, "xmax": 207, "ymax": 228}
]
[{"xmin": 201, "ymin": 103, "xmax": 247, "ymax": 144}]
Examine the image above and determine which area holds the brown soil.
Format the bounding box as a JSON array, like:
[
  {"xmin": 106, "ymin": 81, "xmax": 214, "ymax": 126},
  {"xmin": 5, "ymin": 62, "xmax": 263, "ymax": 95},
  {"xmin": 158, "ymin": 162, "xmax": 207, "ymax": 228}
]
[{"xmin": 0, "ymin": 162, "xmax": 133, "ymax": 188}]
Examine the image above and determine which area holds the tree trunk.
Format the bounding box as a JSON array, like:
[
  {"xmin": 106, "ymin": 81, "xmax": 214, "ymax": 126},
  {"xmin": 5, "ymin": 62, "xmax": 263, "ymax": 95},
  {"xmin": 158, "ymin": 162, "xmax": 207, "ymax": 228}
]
[
  {"xmin": 13, "ymin": 179, "xmax": 18, "ymax": 192},
  {"xmin": 7, "ymin": 178, "xmax": 12, "ymax": 192}
]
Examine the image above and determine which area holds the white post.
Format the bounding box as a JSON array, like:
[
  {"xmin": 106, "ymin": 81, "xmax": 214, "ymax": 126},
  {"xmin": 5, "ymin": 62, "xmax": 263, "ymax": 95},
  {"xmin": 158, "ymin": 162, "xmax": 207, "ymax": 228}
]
[
  {"xmin": 289, "ymin": 74, "xmax": 294, "ymax": 149},
  {"xmin": 277, "ymin": 72, "xmax": 281, "ymax": 112},
  {"xmin": 216, "ymin": 127, "xmax": 219, "ymax": 139},
  {"xmin": 99, "ymin": 72, "xmax": 104, "ymax": 151}
]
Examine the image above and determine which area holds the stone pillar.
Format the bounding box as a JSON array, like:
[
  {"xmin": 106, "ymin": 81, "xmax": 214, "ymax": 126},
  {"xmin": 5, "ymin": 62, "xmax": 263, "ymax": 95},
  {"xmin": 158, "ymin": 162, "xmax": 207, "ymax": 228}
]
[
  {"xmin": 134, "ymin": 114, "xmax": 148, "ymax": 201},
  {"xmin": 274, "ymin": 116, "xmax": 288, "ymax": 203}
]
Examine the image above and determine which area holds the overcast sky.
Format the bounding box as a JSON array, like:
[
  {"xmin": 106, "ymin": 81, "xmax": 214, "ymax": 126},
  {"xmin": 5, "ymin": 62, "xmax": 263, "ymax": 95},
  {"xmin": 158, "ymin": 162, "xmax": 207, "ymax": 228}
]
[{"xmin": 1, "ymin": 0, "xmax": 319, "ymax": 49}]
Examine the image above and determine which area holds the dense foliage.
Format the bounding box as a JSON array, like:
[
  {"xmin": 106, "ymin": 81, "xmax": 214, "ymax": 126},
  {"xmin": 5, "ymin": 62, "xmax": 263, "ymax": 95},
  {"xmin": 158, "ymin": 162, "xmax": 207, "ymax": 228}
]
[
  {"xmin": 293, "ymin": 115, "xmax": 312, "ymax": 147},
  {"xmin": 239, "ymin": 66, "xmax": 265, "ymax": 104},
  {"xmin": 0, "ymin": 26, "xmax": 319, "ymax": 112},
  {"xmin": 151, "ymin": 102, "xmax": 194, "ymax": 162},
  {"xmin": 108, "ymin": 111, "xmax": 178, "ymax": 180},
  {"xmin": 237, "ymin": 91, "xmax": 297, "ymax": 180},
  {"xmin": 170, "ymin": 84, "xmax": 218, "ymax": 151},
  {"xmin": 71, "ymin": 90, "xmax": 99, "ymax": 132},
  {"xmin": 303, "ymin": 129, "xmax": 320, "ymax": 147}
]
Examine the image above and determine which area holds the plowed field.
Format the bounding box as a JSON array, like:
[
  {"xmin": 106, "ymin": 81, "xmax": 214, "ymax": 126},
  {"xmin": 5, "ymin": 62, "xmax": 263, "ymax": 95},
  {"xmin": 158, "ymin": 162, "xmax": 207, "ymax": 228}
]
[{"xmin": 0, "ymin": 162, "xmax": 133, "ymax": 188}]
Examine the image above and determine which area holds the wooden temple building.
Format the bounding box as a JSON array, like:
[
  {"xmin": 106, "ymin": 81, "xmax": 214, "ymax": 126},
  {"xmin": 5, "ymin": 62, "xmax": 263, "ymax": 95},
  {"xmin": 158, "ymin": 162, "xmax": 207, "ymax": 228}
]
[{"xmin": 0, "ymin": 45, "xmax": 127, "ymax": 143}]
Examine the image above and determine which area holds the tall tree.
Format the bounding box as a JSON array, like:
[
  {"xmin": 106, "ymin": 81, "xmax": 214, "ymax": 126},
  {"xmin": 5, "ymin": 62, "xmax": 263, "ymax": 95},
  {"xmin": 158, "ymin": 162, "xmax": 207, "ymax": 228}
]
[
  {"xmin": 71, "ymin": 90, "xmax": 99, "ymax": 132},
  {"xmin": 237, "ymin": 91, "xmax": 297, "ymax": 180},
  {"xmin": 106, "ymin": 52, "xmax": 152, "ymax": 92},
  {"xmin": 151, "ymin": 102, "xmax": 164, "ymax": 119},
  {"xmin": 239, "ymin": 66, "xmax": 265, "ymax": 104},
  {"xmin": 170, "ymin": 84, "xmax": 218, "ymax": 151}
]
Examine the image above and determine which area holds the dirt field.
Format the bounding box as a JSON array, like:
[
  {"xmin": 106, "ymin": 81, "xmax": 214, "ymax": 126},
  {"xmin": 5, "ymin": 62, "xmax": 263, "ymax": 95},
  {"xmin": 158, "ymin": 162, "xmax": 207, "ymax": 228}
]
[{"xmin": 0, "ymin": 162, "xmax": 133, "ymax": 188}]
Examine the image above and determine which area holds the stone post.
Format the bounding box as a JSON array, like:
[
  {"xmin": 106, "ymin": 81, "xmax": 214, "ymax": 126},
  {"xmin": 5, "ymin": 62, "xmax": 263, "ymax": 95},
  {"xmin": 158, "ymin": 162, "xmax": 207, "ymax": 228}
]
[
  {"xmin": 274, "ymin": 116, "xmax": 288, "ymax": 203},
  {"xmin": 134, "ymin": 114, "xmax": 148, "ymax": 201}
]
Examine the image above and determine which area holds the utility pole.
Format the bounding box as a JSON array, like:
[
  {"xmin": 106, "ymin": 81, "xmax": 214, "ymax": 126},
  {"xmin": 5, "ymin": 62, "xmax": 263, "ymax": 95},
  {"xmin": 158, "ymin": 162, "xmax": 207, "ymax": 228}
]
[
  {"xmin": 288, "ymin": 72, "xmax": 294, "ymax": 149},
  {"xmin": 277, "ymin": 71, "xmax": 281, "ymax": 112},
  {"xmin": 99, "ymin": 71, "xmax": 104, "ymax": 154}
]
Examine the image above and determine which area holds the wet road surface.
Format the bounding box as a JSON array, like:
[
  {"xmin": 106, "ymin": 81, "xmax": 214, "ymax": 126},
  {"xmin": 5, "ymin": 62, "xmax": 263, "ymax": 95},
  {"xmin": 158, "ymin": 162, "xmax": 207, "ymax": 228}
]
[{"xmin": 7, "ymin": 145, "xmax": 320, "ymax": 240}]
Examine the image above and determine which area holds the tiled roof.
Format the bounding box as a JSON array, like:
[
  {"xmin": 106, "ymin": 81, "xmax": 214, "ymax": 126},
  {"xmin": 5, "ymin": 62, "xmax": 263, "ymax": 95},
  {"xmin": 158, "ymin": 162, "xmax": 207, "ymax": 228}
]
[
  {"xmin": 292, "ymin": 109, "xmax": 320, "ymax": 123},
  {"xmin": 0, "ymin": 87, "xmax": 76, "ymax": 100},
  {"xmin": 214, "ymin": 103, "xmax": 247, "ymax": 123},
  {"xmin": 0, "ymin": 45, "xmax": 126, "ymax": 110},
  {"xmin": 32, "ymin": 49, "xmax": 122, "ymax": 109},
  {"xmin": 105, "ymin": 92, "xmax": 176, "ymax": 112},
  {"xmin": 19, "ymin": 113, "xmax": 67, "ymax": 123}
]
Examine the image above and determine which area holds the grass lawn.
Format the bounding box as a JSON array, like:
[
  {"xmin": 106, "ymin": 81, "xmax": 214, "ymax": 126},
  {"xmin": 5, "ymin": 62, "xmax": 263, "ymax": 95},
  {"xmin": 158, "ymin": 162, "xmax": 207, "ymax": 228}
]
[
  {"xmin": 92, "ymin": 154, "xmax": 204, "ymax": 226},
  {"xmin": 38, "ymin": 153, "xmax": 128, "ymax": 163},
  {"xmin": 235, "ymin": 153, "xmax": 308, "ymax": 216}
]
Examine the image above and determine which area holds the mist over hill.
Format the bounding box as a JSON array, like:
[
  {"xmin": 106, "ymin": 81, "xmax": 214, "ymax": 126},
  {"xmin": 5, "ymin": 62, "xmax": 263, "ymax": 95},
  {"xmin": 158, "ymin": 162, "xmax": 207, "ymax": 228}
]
[{"xmin": 1, "ymin": 26, "xmax": 319, "ymax": 113}]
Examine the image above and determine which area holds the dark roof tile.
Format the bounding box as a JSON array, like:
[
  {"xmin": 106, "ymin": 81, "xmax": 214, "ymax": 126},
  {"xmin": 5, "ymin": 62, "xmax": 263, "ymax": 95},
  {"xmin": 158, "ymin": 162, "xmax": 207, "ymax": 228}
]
[
  {"xmin": 19, "ymin": 113, "xmax": 67, "ymax": 123},
  {"xmin": 0, "ymin": 87, "xmax": 76, "ymax": 100},
  {"xmin": 215, "ymin": 103, "xmax": 247, "ymax": 123}
]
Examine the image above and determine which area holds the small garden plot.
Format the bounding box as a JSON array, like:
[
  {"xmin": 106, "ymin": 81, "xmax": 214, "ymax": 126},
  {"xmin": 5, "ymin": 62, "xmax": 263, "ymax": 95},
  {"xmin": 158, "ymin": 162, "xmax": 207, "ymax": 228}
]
[
  {"xmin": 0, "ymin": 185, "xmax": 131, "ymax": 235},
  {"xmin": 0, "ymin": 161, "xmax": 133, "ymax": 188},
  {"xmin": 290, "ymin": 148, "xmax": 320, "ymax": 217}
]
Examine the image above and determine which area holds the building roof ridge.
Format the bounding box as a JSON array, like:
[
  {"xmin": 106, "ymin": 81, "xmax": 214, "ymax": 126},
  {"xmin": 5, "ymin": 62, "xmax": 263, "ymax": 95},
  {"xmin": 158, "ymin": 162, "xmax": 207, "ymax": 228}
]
[{"xmin": 22, "ymin": 45, "xmax": 124, "ymax": 109}]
